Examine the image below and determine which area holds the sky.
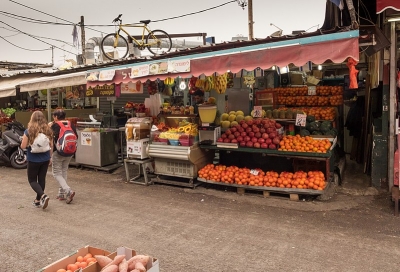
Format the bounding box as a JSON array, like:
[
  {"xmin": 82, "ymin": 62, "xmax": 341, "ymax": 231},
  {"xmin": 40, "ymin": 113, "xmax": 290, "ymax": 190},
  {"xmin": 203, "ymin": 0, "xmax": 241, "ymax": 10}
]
[{"xmin": 0, "ymin": 0, "xmax": 327, "ymax": 67}]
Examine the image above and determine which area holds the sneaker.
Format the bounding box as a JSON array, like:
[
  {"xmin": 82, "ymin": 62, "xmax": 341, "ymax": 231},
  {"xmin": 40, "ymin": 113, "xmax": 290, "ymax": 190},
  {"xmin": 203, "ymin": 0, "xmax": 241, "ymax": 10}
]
[
  {"xmin": 66, "ymin": 191, "xmax": 75, "ymax": 204},
  {"xmin": 56, "ymin": 195, "xmax": 66, "ymax": 201},
  {"xmin": 40, "ymin": 194, "xmax": 49, "ymax": 209},
  {"xmin": 32, "ymin": 200, "xmax": 41, "ymax": 208}
]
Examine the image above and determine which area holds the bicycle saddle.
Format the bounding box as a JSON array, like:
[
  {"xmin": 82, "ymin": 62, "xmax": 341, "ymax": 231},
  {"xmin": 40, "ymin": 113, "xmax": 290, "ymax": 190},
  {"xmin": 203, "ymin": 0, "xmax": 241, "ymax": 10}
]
[{"xmin": 140, "ymin": 20, "xmax": 151, "ymax": 25}]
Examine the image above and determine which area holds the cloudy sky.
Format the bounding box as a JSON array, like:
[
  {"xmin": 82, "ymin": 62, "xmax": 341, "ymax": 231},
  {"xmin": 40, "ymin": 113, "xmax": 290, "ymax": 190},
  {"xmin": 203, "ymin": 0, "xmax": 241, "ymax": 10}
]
[{"xmin": 0, "ymin": 0, "xmax": 326, "ymax": 67}]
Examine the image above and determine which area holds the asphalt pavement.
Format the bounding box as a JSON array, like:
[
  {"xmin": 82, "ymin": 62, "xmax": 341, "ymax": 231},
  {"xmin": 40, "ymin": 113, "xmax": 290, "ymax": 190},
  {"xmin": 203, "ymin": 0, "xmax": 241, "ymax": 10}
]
[{"xmin": 1, "ymin": 158, "xmax": 400, "ymax": 272}]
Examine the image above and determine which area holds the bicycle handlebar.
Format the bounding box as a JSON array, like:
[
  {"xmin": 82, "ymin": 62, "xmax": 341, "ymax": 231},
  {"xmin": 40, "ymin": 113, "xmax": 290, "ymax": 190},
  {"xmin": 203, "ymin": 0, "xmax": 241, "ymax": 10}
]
[{"xmin": 112, "ymin": 14, "xmax": 122, "ymax": 23}]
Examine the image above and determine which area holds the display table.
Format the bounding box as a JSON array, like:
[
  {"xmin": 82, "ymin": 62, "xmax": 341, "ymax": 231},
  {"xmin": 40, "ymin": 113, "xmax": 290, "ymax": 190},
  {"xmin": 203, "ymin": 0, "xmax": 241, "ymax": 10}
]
[
  {"xmin": 124, "ymin": 158, "xmax": 154, "ymax": 186},
  {"xmin": 199, "ymin": 145, "xmax": 334, "ymax": 182}
]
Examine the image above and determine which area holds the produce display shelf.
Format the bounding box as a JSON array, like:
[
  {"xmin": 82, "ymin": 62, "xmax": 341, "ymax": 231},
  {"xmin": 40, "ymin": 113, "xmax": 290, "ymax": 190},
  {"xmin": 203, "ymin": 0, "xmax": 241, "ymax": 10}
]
[
  {"xmin": 197, "ymin": 178, "xmax": 327, "ymax": 196},
  {"xmin": 199, "ymin": 145, "xmax": 332, "ymax": 158}
]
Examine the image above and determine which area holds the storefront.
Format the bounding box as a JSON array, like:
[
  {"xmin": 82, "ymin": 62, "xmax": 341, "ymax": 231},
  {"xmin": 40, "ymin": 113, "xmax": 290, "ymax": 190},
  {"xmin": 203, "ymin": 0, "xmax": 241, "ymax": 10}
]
[{"xmin": 84, "ymin": 29, "xmax": 361, "ymax": 192}]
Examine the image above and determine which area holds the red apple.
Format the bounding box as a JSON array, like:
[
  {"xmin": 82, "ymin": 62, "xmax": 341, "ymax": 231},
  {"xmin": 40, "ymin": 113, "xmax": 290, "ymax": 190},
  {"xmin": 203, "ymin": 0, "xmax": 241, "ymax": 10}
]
[
  {"xmin": 231, "ymin": 127, "xmax": 237, "ymax": 133},
  {"xmin": 221, "ymin": 134, "xmax": 227, "ymax": 139},
  {"xmin": 240, "ymin": 141, "xmax": 246, "ymax": 147},
  {"xmin": 265, "ymin": 138, "xmax": 272, "ymax": 145},
  {"xmin": 246, "ymin": 127, "xmax": 252, "ymax": 133},
  {"xmin": 231, "ymin": 139, "xmax": 238, "ymax": 143},
  {"xmin": 217, "ymin": 137, "xmax": 224, "ymax": 142},
  {"xmin": 240, "ymin": 131, "xmax": 247, "ymax": 137},
  {"xmin": 254, "ymin": 119, "xmax": 262, "ymax": 125},
  {"xmin": 254, "ymin": 142, "xmax": 261, "ymax": 148},
  {"xmin": 272, "ymin": 137, "xmax": 281, "ymax": 145},
  {"xmin": 239, "ymin": 120, "xmax": 246, "ymax": 125},
  {"xmin": 244, "ymin": 136, "xmax": 251, "ymax": 142},
  {"xmin": 228, "ymin": 134, "xmax": 235, "ymax": 140},
  {"xmin": 225, "ymin": 129, "xmax": 232, "ymax": 135},
  {"xmin": 248, "ymin": 132, "xmax": 255, "ymax": 138},
  {"xmin": 269, "ymin": 132, "xmax": 277, "ymax": 139},
  {"xmin": 275, "ymin": 123, "xmax": 282, "ymax": 129},
  {"xmin": 234, "ymin": 131, "xmax": 241, "ymax": 138},
  {"xmin": 242, "ymin": 123, "xmax": 248, "ymax": 129},
  {"xmin": 255, "ymin": 132, "xmax": 261, "ymax": 138},
  {"xmin": 260, "ymin": 128, "xmax": 266, "ymax": 133},
  {"xmin": 262, "ymin": 133, "xmax": 269, "ymax": 139},
  {"xmin": 252, "ymin": 127, "xmax": 260, "ymax": 133},
  {"xmin": 269, "ymin": 144, "xmax": 277, "ymax": 149},
  {"xmin": 236, "ymin": 136, "xmax": 243, "ymax": 142},
  {"xmin": 224, "ymin": 138, "xmax": 231, "ymax": 143},
  {"xmin": 238, "ymin": 127, "xmax": 245, "ymax": 133},
  {"xmin": 251, "ymin": 137, "xmax": 258, "ymax": 143},
  {"xmin": 258, "ymin": 138, "xmax": 265, "ymax": 143},
  {"xmin": 246, "ymin": 120, "xmax": 254, "ymax": 126}
]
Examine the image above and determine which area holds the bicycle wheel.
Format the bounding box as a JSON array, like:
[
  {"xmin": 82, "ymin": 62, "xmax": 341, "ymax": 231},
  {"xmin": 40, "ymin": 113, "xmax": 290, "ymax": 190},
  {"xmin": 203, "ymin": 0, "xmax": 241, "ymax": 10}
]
[
  {"xmin": 100, "ymin": 33, "xmax": 129, "ymax": 61},
  {"xmin": 146, "ymin": 30, "xmax": 172, "ymax": 55}
]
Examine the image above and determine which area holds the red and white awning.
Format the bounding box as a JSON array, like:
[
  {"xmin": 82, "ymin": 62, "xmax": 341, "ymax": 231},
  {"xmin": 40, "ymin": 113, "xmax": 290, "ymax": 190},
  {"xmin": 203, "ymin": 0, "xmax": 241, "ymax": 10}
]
[{"xmin": 377, "ymin": 0, "xmax": 400, "ymax": 13}]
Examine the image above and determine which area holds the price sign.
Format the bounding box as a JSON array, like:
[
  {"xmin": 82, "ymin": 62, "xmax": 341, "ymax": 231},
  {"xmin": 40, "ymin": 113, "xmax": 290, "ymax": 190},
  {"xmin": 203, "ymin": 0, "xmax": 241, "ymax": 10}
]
[
  {"xmin": 308, "ymin": 86, "xmax": 316, "ymax": 95},
  {"xmin": 253, "ymin": 106, "xmax": 262, "ymax": 118},
  {"xmin": 250, "ymin": 169, "xmax": 259, "ymax": 176},
  {"xmin": 295, "ymin": 114, "xmax": 307, "ymax": 127}
]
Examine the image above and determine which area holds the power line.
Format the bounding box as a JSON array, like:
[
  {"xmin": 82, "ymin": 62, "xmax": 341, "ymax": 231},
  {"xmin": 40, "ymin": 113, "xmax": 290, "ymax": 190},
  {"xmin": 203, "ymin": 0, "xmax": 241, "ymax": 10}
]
[
  {"xmin": 8, "ymin": 0, "xmax": 107, "ymax": 34},
  {"xmin": 0, "ymin": 35, "xmax": 51, "ymax": 51},
  {"xmin": 0, "ymin": 20, "xmax": 77, "ymax": 55},
  {"xmin": 152, "ymin": 0, "xmax": 237, "ymax": 23},
  {"xmin": 0, "ymin": 10, "xmax": 71, "ymax": 25}
]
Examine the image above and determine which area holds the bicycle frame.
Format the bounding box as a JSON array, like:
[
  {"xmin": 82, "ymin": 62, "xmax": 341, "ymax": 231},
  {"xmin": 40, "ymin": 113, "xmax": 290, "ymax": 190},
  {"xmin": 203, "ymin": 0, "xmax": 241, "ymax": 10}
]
[{"xmin": 115, "ymin": 23, "xmax": 159, "ymax": 47}]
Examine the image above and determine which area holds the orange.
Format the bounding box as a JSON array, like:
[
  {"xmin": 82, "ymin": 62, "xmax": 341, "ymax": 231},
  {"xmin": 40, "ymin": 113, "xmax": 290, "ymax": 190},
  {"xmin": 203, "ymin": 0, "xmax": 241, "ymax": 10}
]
[
  {"xmin": 77, "ymin": 262, "xmax": 87, "ymax": 268},
  {"xmin": 56, "ymin": 270, "xmax": 66, "ymax": 272},
  {"xmin": 67, "ymin": 264, "xmax": 78, "ymax": 271},
  {"xmin": 76, "ymin": 256, "xmax": 84, "ymax": 262}
]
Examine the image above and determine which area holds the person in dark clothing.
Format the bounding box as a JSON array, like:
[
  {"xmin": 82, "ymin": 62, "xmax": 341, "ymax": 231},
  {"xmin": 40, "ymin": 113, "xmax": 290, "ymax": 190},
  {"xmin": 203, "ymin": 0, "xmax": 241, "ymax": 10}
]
[
  {"xmin": 49, "ymin": 109, "xmax": 77, "ymax": 204},
  {"xmin": 21, "ymin": 110, "xmax": 53, "ymax": 209},
  {"xmin": 192, "ymin": 89, "xmax": 205, "ymax": 115}
]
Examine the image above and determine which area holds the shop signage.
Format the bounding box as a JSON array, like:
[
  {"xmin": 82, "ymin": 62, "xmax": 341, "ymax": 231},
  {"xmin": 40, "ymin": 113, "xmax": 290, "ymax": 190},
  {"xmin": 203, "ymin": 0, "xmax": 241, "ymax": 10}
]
[
  {"xmin": 295, "ymin": 113, "xmax": 307, "ymax": 127},
  {"xmin": 121, "ymin": 81, "xmax": 143, "ymax": 94},
  {"xmin": 81, "ymin": 132, "xmax": 92, "ymax": 146},
  {"xmin": 252, "ymin": 106, "xmax": 262, "ymax": 118},
  {"xmin": 86, "ymin": 84, "xmax": 115, "ymax": 97},
  {"xmin": 85, "ymin": 59, "xmax": 191, "ymax": 84}
]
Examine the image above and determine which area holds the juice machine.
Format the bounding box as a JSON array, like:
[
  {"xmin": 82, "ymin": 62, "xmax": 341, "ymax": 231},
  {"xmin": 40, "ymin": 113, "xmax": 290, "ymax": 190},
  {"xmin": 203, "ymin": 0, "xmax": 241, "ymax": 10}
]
[
  {"xmin": 125, "ymin": 117, "xmax": 152, "ymax": 159},
  {"xmin": 198, "ymin": 104, "xmax": 221, "ymax": 145}
]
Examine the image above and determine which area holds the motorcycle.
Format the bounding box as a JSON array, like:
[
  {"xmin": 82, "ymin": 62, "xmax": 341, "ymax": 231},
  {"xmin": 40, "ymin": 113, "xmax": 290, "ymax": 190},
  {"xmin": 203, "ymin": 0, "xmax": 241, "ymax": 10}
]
[{"xmin": 0, "ymin": 121, "xmax": 27, "ymax": 169}]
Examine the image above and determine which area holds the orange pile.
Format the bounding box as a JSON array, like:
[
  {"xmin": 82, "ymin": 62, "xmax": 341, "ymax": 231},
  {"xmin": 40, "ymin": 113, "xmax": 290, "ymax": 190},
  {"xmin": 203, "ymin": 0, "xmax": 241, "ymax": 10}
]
[
  {"xmin": 198, "ymin": 164, "xmax": 326, "ymax": 190},
  {"xmin": 56, "ymin": 253, "xmax": 97, "ymax": 272},
  {"xmin": 278, "ymin": 135, "xmax": 331, "ymax": 153}
]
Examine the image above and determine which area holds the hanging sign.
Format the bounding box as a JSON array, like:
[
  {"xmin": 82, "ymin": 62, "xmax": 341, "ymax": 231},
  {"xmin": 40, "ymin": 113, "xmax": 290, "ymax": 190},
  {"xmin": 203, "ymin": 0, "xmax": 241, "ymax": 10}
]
[
  {"xmin": 168, "ymin": 59, "xmax": 190, "ymax": 73},
  {"xmin": 308, "ymin": 86, "xmax": 316, "ymax": 96},
  {"xmin": 121, "ymin": 82, "xmax": 143, "ymax": 94},
  {"xmin": 86, "ymin": 84, "xmax": 115, "ymax": 97}
]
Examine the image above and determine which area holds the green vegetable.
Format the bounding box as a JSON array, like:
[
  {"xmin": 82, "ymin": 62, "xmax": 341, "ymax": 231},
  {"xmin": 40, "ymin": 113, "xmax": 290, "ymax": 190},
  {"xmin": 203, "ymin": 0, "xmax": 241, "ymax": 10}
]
[{"xmin": 1, "ymin": 108, "xmax": 16, "ymax": 117}]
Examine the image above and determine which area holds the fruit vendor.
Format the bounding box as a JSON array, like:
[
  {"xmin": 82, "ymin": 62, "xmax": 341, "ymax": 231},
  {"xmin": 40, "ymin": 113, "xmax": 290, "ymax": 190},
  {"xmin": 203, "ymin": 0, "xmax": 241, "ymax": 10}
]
[{"xmin": 192, "ymin": 89, "xmax": 204, "ymax": 115}]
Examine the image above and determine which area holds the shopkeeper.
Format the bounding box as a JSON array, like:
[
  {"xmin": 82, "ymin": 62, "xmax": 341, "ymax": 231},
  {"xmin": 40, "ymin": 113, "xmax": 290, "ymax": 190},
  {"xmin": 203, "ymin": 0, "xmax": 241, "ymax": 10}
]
[{"xmin": 192, "ymin": 89, "xmax": 205, "ymax": 115}]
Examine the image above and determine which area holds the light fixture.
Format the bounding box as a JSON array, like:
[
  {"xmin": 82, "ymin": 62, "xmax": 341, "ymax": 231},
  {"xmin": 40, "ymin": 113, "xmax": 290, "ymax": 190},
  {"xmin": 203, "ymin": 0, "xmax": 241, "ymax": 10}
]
[
  {"xmin": 318, "ymin": 65, "xmax": 323, "ymax": 71},
  {"xmin": 179, "ymin": 81, "xmax": 187, "ymax": 91},
  {"xmin": 387, "ymin": 17, "xmax": 400, "ymax": 22},
  {"xmin": 271, "ymin": 66, "xmax": 276, "ymax": 70}
]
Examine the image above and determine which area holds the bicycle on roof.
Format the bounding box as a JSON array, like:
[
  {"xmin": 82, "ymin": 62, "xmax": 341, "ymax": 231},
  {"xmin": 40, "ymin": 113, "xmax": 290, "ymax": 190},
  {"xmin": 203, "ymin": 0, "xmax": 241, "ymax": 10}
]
[{"xmin": 100, "ymin": 14, "xmax": 172, "ymax": 61}]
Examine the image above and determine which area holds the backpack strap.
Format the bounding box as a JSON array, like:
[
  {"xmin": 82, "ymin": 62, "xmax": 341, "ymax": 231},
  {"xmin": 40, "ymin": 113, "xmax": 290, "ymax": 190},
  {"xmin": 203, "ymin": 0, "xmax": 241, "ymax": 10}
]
[{"xmin": 56, "ymin": 120, "xmax": 70, "ymax": 127}]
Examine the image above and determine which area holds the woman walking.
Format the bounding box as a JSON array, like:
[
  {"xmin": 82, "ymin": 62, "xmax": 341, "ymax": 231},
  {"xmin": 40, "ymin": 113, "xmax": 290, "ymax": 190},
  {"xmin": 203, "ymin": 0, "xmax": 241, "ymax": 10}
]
[
  {"xmin": 21, "ymin": 111, "xmax": 53, "ymax": 209},
  {"xmin": 49, "ymin": 108, "xmax": 76, "ymax": 204}
]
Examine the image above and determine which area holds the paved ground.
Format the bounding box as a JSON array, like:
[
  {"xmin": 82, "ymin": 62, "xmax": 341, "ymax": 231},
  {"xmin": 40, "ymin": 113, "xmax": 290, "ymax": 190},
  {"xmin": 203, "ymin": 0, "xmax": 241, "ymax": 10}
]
[{"xmin": 1, "ymin": 157, "xmax": 400, "ymax": 272}]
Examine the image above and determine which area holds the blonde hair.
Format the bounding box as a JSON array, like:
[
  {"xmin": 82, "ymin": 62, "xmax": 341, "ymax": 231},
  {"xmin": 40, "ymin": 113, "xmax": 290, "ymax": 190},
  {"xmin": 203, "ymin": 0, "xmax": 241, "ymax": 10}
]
[{"xmin": 27, "ymin": 111, "xmax": 53, "ymax": 145}]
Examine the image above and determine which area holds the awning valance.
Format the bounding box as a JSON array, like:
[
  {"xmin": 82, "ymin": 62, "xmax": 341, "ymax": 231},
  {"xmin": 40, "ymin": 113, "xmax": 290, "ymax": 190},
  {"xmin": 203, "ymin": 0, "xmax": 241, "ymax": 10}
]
[
  {"xmin": 0, "ymin": 74, "xmax": 44, "ymax": 98},
  {"xmin": 86, "ymin": 30, "xmax": 359, "ymax": 87},
  {"xmin": 377, "ymin": 0, "xmax": 400, "ymax": 13},
  {"xmin": 19, "ymin": 71, "xmax": 87, "ymax": 93}
]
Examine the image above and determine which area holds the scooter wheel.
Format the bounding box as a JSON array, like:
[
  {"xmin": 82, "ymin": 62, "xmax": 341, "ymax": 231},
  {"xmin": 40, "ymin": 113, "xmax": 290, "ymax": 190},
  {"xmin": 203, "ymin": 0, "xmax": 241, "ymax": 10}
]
[{"xmin": 10, "ymin": 150, "xmax": 27, "ymax": 169}]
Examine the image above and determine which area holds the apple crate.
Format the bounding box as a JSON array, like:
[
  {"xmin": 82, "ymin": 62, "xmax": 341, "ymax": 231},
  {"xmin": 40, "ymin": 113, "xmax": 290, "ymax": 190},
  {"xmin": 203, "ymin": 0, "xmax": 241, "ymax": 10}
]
[{"xmin": 154, "ymin": 158, "xmax": 198, "ymax": 178}]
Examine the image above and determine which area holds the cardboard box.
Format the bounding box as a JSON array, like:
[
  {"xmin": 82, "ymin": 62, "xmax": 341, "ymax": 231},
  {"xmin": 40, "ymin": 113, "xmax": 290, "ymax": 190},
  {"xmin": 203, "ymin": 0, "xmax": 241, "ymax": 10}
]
[
  {"xmin": 290, "ymin": 73, "xmax": 304, "ymax": 85},
  {"xmin": 37, "ymin": 246, "xmax": 111, "ymax": 272},
  {"xmin": 310, "ymin": 135, "xmax": 337, "ymax": 150},
  {"xmin": 83, "ymin": 246, "xmax": 160, "ymax": 272}
]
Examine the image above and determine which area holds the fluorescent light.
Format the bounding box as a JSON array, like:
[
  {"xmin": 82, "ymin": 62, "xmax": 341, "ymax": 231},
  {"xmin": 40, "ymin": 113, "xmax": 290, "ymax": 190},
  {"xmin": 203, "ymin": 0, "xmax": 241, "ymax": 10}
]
[
  {"xmin": 387, "ymin": 17, "xmax": 400, "ymax": 22},
  {"xmin": 318, "ymin": 65, "xmax": 323, "ymax": 70}
]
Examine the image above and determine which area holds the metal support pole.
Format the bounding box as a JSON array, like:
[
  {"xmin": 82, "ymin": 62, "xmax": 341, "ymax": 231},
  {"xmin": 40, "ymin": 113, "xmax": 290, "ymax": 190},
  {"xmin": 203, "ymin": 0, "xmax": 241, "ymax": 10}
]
[
  {"xmin": 248, "ymin": 0, "xmax": 254, "ymax": 40},
  {"xmin": 389, "ymin": 22, "xmax": 396, "ymax": 190}
]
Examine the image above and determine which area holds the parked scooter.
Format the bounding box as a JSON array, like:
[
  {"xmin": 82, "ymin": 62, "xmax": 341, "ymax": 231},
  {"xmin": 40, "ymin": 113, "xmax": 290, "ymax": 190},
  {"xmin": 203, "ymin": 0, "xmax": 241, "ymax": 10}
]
[{"xmin": 0, "ymin": 121, "xmax": 27, "ymax": 169}]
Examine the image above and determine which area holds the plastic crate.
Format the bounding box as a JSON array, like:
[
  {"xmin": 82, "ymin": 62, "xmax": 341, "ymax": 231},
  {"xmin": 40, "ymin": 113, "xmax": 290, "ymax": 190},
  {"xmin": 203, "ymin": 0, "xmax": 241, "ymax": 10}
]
[{"xmin": 154, "ymin": 158, "xmax": 196, "ymax": 178}]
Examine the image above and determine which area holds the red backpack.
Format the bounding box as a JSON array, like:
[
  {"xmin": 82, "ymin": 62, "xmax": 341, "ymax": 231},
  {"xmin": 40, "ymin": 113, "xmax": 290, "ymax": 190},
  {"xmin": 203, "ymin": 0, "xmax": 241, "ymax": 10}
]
[{"xmin": 55, "ymin": 121, "xmax": 77, "ymax": 156}]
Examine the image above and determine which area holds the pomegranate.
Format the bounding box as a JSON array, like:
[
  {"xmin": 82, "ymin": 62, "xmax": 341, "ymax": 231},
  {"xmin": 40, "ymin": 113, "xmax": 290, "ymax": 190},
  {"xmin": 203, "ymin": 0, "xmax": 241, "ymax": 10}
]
[
  {"xmin": 231, "ymin": 139, "xmax": 238, "ymax": 143},
  {"xmin": 240, "ymin": 141, "xmax": 246, "ymax": 147},
  {"xmin": 272, "ymin": 137, "xmax": 280, "ymax": 145},
  {"xmin": 261, "ymin": 143, "xmax": 268, "ymax": 149},
  {"xmin": 217, "ymin": 138, "xmax": 224, "ymax": 142},
  {"xmin": 248, "ymin": 132, "xmax": 255, "ymax": 138},
  {"xmin": 255, "ymin": 132, "xmax": 261, "ymax": 138},
  {"xmin": 225, "ymin": 129, "xmax": 232, "ymax": 135},
  {"xmin": 260, "ymin": 128, "xmax": 266, "ymax": 133},
  {"xmin": 244, "ymin": 136, "xmax": 251, "ymax": 142},
  {"xmin": 269, "ymin": 132, "xmax": 277, "ymax": 139},
  {"xmin": 269, "ymin": 144, "xmax": 276, "ymax": 149},
  {"xmin": 221, "ymin": 134, "xmax": 227, "ymax": 139},
  {"xmin": 253, "ymin": 142, "xmax": 261, "ymax": 148},
  {"xmin": 236, "ymin": 136, "xmax": 244, "ymax": 142},
  {"xmin": 251, "ymin": 137, "xmax": 258, "ymax": 143},
  {"xmin": 252, "ymin": 127, "xmax": 260, "ymax": 133},
  {"xmin": 231, "ymin": 127, "xmax": 237, "ymax": 133},
  {"xmin": 246, "ymin": 127, "xmax": 252, "ymax": 133},
  {"xmin": 240, "ymin": 131, "xmax": 247, "ymax": 137},
  {"xmin": 224, "ymin": 138, "xmax": 231, "ymax": 143},
  {"xmin": 262, "ymin": 133, "xmax": 269, "ymax": 139},
  {"xmin": 246, "ymin": 141, "xmax": 254, "ymax": 147},
  {"xmin": 275, "ymin": 123, "xmax": 282, "ymax": 129},
  {"xmin": 228, "ymin": 134, "xmax": 235, "ymax": 140},
  {"xmin": 258, "ymin": 138, "xmax": 265, "ymax": 143},
  {"xmin": 242, "ymin": 123, "xmax": 248, "ymax": 129},
  {"xmin": 265, "ymin": 138, "xmax": 272, "ymax": 145},
  {"xmin": 246, "ymin": 120, "xmax": 254, "ymax": 126},
  {"xmin": 234, "ymin": 131, "xmax": 241, "ymax": 138}
]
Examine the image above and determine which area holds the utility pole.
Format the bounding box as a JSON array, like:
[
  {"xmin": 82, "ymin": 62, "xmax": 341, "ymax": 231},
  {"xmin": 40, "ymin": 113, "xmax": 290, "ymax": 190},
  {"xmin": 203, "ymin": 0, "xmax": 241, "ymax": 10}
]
[
  {"xmin": 80, "ymin": 16, "xmax": 86, "ymax": 64},
  {"xmin": 248, "ymin": 0, "xmax": 254, "ymax": 40},
  {"xmin": 51, "ymin": 46, "xmax": 54, "ymax": 67}
]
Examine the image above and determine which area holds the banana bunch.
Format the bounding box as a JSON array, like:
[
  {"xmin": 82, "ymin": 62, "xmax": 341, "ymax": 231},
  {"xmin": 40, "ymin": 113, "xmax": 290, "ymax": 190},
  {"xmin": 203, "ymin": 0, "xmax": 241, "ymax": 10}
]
[
  {"xmin": 164, "ymin": 77, "xmax": 174, "ymax": 86},
  {"xmin": 203, "ymin": 76, "xmax": 214, "ymax": 92},
  {"xmin": 213, "ymin": 72, "xmax": 228, "ymax": 94},
  {"xmin": 178, "ymin": 123, "xmax": 198, "ymax": 135},
  {"xmin": 159, "ymin": 131, "xmax": 180, "ymax": 140},
  {"xmin": 195, "ymin": 78, "xmax": 206, "ymax": 89},
  {"xmin": 243, "ymin": 75, "xmax": 255, "ymax": 87}
]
